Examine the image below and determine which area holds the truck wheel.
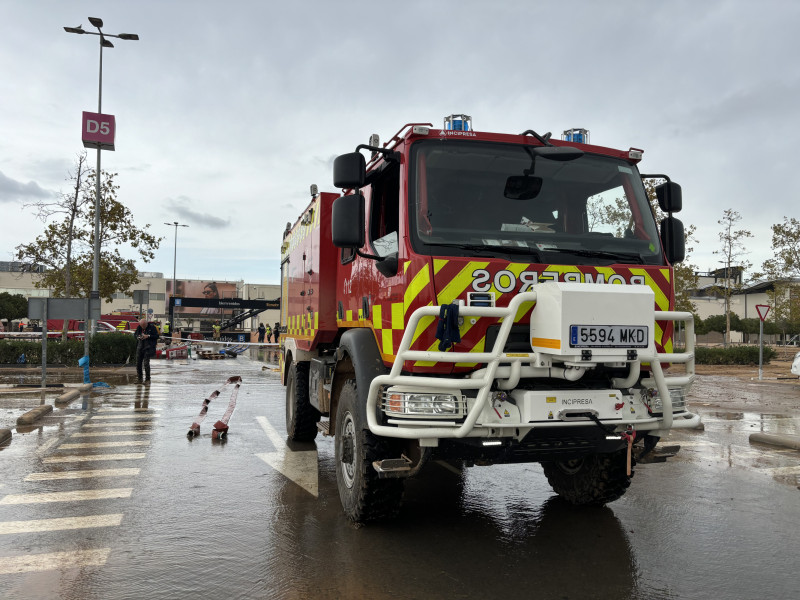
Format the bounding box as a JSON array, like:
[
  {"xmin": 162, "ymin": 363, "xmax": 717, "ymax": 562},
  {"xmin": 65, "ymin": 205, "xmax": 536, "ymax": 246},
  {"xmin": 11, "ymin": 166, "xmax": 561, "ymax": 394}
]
[
  {"xmin": 285, "ymin": 361, "xmax": 320, "ymax": 442},
  {"xmin": 541, "ymin": 450, "xmax": 632, "ymax": 506},
  {"xmin": 335, "ymin": 380, "xmax": 404, "ymax": 522}
]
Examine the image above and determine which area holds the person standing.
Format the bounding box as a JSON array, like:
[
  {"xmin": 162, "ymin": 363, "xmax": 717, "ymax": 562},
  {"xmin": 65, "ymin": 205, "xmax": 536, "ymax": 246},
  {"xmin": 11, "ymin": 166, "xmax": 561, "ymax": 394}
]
[
  {"xmin": 273, "ymin": 322, "xmax": 280, "ymax": 344},
  {"xmin": 133, "ymin": 317, "xmax": 159, "ymax": 384},
  {"xmin": 265, "ymin": 323, "xmax": 272, "ymax": 343},
  {"xmin": 257, "ymin": 323, "xmax": 266, "ymax": 343},
  {"xmin": 212, "ymin": 321, "xmax": 221, "ymax": 341}
]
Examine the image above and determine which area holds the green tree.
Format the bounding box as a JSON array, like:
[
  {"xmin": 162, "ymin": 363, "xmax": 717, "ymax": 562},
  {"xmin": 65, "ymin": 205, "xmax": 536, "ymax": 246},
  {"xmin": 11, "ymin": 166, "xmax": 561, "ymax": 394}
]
[
  {"xmin": 15, "ymin": 167, "xmax": 162, "ymax": 302},
  {"xmin": 0, "ymin": 292, "xmax": 28, "ymax": 332},
  {"xmin": 763, "ymin": 217, "xmax": 800, "ymax": 278},
  {"xmin": 713, "ymin": 209, "xmax": 753, "ymax": 346}
]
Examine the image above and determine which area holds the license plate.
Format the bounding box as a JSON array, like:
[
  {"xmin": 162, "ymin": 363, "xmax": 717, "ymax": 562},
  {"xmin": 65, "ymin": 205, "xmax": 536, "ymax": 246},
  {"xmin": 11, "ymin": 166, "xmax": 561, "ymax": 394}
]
[{"xmin": 569, "ymin": 325, "xmax": 648, "ymax": 348}]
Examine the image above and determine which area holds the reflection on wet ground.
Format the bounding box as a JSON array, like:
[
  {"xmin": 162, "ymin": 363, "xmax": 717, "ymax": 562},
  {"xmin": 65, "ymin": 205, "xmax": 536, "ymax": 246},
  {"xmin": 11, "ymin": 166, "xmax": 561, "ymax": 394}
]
[{"xmin": 0, "ymin": 355, "xmax": 799, "ymax": 599}]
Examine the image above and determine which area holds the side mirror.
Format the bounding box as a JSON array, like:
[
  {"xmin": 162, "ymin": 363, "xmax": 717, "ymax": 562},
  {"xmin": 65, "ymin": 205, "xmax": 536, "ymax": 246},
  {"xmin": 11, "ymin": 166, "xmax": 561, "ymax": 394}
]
[
  {"xmin": 656, "ymin": 181, "xmax": 682, "ymax": 213},
  {"xmin": 332, "ymin": 194, "xmax": 365, "ymax": 248},
  {"xmin": 333, "ymin": 152, "xmax": 366, "ymax": 189},
  {"xmin": 660, "ymin": 216, "xmax": 685, "ymax": 263}
]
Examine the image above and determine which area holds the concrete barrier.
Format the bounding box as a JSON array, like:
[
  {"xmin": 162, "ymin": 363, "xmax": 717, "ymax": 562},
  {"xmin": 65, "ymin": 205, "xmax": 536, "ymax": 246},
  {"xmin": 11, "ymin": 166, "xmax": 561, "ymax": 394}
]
[
  {"xmin": 55, "ymin": 388, "xmax": 81, "ymax": 403},
  {"xmin": 17, "ymin": 404, "xmax": 54, "ymax": 426},
  {"xmin": 0, "ymin": 428, "xmax": 11, "ymax": 445},
  {"xmin": 749, "ymin": 432, "xmax": 800, "ymax": 451}
]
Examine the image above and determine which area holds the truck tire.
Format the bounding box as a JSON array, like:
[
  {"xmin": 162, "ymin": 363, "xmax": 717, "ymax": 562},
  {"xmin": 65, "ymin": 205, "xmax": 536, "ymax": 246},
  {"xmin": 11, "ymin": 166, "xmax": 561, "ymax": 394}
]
[
  {"xmin": 541, "ymin": 450, "xmax": 632, "ymax": 506},
  {"xmin": 335, "ymin": 380, "xmax": 404, "ymax": 522},
  {"xmin": 286, "ymin": 361, "xmax": 320, "ymax": 442}
]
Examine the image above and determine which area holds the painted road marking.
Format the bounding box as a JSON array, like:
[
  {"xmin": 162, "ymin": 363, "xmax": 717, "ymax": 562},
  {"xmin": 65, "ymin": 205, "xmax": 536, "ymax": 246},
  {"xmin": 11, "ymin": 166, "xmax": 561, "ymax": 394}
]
[
  {"xmin": 82, "ymin": 423, "xmax": 154, "ymax": 428},
  {"xmin": 0, "ymin": 513, "xmax": 123, "ymax": 535},
  {"xmin": 764, "ymin": 465, "xmax": 800, "ymax": 476},
  {"xmin": 91, "ymin": 415, "xmax": 158, "ymax": 420},
  {"xmin": 72, "ymin": 431, "xmax": 153, "ymax": 437},
  {"xmin": 59, "ymin": 441, "xmax": 151, "ymax": 449},
  {"xmin": 0, "ymin": 488, "xmax": 133, "ymax": 505},
  {"xmin": 97, "ymin": 408, "xmax": 161, "ymax": 412},
  {"xmin": 25, "ymin": 468, "xmax": 141, "ymax": 481},
  {"xmin": 255, "ymin": 416, "xmax": 318, "ymax": 497},
  {"xmin": 0, "ymin": 548, "xmax": 111, "ymax": 574},
  {"xmin": 35, "ymin": 438, "xmax": 60, "ymax": 456},
  {"xmin": 43, "ymin": 453, "xmax": 146, "ymax": 463}
]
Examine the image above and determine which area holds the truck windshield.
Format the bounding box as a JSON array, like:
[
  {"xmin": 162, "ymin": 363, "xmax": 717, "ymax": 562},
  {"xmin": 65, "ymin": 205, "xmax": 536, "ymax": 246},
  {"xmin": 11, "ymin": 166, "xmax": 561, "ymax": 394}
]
[{"xmin": 409, "ymin": 140, "xmax": 664, "ymax": 265}]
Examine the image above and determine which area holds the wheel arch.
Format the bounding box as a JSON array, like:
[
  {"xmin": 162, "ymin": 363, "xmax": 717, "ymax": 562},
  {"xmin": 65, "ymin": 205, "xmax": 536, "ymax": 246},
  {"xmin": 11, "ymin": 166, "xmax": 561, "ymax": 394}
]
[{"xmin": 330, "ymin": 328, "xmax": 388, "ymax": 432}]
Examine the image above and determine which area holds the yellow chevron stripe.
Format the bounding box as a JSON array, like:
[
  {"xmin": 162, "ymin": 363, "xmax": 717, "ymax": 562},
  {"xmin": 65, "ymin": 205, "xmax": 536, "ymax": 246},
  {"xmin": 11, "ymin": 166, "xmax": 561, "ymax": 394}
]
[
  {"xmin": 631, "ymin": 268, "xmax": 670, "ymax": 312},
  {"xmin": 404, "ymin": 263, "xmax": 431, "ymax": 314},
  {"xmin": 433, "ymin": 259, "xmax": 449, "ymax": 275},
  {"xmin": 436, "ymin": 261, "xmax": 490, "ymax": 305}
]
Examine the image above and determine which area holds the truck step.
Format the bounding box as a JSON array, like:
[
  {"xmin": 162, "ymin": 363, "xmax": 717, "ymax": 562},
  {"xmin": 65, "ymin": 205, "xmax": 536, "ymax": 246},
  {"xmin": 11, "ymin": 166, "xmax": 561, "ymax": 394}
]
[
  {"xmin": 372, "ymin": 455, "xmax": 412, "ymax": 473},
  {"xmin": 637, "ymin": 444, "xmax": 681, "ymax": 464},
  {"xmin": 316, "ymin": 420, "xmax": 331, "ymax": 436}
]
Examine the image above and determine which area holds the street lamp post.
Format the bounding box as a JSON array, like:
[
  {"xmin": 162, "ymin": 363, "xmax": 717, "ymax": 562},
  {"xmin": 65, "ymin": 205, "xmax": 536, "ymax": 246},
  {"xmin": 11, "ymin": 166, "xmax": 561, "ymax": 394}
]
[
  {"xmin": 64, "ymin": 17, "xmax": 138, "ymax": 336},
  {"xmin": 165, "ymin": 221, "xmax": 189, "ymax": 333}
]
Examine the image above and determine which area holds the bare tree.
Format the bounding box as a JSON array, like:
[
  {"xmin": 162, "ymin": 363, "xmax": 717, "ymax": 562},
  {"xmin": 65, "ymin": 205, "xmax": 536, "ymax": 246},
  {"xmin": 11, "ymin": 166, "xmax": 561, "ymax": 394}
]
[{"xmin": 713, "ymin": 209, "xmax": 753, "ymax": 346}]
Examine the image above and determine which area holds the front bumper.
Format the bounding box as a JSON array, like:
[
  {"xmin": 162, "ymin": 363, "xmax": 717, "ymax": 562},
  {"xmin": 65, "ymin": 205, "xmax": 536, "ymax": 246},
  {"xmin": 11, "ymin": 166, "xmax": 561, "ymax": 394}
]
[{"xmin": 366, "ymin": 291, "xmax": 699, "ymax": 442}]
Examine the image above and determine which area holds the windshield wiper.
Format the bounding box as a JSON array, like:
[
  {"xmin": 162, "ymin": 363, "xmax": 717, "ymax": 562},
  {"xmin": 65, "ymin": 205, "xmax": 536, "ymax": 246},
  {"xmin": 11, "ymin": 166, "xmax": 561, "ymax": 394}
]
[
  {"xmin": 427, "ymin": 242, "xmax": 542, "ymax": 261},
  {"xmin": 544, "ymin": 247, "xmax": 645, "ymax": 264}
]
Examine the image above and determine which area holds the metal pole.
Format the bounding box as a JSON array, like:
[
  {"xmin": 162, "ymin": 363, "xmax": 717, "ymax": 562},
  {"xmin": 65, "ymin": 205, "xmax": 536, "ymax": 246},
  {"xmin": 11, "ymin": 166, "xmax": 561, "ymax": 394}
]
[
  {"xmin": 90, "ymin": 37, "xmax": 104, "ymax": 337},
  {"xmin": 173, "ymin": 223, "xmax": 178, "ymax": 307},
  {"xmin": 41, "ymin": 300, "xmax": 48, "ymax": 388},
  {"xmin": 758, "ymin": 319, "xmax": 764, "ymax": 381}
]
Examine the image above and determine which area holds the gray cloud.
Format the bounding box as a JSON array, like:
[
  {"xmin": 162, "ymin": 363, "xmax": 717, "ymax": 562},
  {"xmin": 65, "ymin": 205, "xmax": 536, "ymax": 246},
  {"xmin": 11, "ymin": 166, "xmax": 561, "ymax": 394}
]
[
  {"xmin": 165, "ymin": 196, "xmax": 231, "ymax": 228},
  {"xmin": 0, "ymin": 171, "xmax": 55, "ymax": 203}
]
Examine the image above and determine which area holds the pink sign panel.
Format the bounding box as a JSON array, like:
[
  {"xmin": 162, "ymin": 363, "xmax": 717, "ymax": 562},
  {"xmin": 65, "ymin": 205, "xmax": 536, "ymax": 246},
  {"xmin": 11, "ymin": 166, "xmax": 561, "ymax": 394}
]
[{"xmin": 82, "ymin": 111, "xmax": 116, "ymax": 151}]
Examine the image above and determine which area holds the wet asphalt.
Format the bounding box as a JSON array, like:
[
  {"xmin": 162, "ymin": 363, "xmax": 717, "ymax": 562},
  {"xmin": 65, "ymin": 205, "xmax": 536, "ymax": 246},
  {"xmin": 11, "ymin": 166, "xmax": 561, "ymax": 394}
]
[{"xmin": 0, "ymin": 350, "xmax": 799, "ymax": 600}]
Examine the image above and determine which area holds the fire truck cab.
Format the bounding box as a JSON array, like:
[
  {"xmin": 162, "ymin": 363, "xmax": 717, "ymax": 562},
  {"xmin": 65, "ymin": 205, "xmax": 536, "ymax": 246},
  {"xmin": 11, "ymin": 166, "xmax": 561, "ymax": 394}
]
[{"xmin": 280, "ymin": 115, "xmax": 699, "ymax": 522}]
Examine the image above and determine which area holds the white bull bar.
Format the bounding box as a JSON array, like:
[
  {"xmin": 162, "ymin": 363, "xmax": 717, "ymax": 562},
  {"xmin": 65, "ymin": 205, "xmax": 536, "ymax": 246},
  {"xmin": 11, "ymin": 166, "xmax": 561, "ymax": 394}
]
[{"xmin": 366, "ymin": 291, "xmax": 697, "ymax": 439}]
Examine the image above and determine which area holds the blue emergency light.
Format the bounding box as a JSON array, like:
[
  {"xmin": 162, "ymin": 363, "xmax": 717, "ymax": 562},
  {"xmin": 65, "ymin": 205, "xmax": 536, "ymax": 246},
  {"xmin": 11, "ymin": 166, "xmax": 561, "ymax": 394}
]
[
  {"xmin": 444, "ymin": 114, "xmax": 472, "ymax": 131},
  {"xmin": 562, "ymin": 128, "xmax": 590, "ymax": 144}
]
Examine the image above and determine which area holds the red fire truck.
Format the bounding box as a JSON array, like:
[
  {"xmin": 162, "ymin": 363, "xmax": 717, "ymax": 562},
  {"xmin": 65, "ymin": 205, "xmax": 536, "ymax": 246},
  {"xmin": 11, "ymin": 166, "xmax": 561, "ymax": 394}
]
[{"xmin": 280, "ymin": 115, "xmax": 699, "ymax": 522}]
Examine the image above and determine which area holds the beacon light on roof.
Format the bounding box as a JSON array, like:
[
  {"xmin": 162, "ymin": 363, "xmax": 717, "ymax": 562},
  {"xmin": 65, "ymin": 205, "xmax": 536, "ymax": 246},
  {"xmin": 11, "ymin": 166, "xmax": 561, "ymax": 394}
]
[
  {"xmin": 562, "ymin": 128, "xmax": 590, "ymax": 144},
  {"xmin": 444, "ymin": 114, "xmax": 472, "ymax": 131}
]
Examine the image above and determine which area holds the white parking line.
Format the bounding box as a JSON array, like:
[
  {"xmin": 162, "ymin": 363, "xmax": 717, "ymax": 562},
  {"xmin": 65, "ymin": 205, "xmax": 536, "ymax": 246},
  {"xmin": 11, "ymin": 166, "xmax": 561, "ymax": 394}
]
[
  {"xmin": 59, "ymin": 441, "xmax": 151, "ymax": 450},
  {"xmin": 91, "ymin": 415, "xmax": 158, "ymax": 420},
  {"xmin": 82, "ymin": 423, "xmax": 154, "ymax": 428},
  {"xmin": 0, "ymin": 513, "xmax": 123, "ymax": 535},
  {"xmin": 25, "ymin": 468, "xmax": 141, "ymax": 481},
  {"xmin": 43, "ymin": 453, "xmax": 146, "ymax": 463},
  {"xmin": 97, "ymin": 408, "xmax": 161, "ymax": 412},
  {"xmin": 72, "ymin": 431, "xmax": 153, "ymax": 437},
  {"xmin": 0, "ymin": 488, "xmax": 133, "ymax": 505},
  {"xmin": 0, "ymin": 548, "xmax": 111, "ymax": 574}
]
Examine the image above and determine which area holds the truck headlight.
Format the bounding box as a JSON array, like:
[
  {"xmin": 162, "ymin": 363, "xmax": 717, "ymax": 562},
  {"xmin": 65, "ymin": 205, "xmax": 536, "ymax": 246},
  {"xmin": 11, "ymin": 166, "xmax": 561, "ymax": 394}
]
[
  {"xmin": 645, "ymin": 387, "xmax": 688, "ymax": 413},
  {"xmin": 383, "ymin": 389, "xmax": 464, "ymax": 418}
]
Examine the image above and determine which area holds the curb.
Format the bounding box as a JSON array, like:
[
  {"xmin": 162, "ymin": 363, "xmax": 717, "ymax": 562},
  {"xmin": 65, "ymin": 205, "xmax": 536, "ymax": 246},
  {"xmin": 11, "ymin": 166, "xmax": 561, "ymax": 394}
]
[
  {"xmin": 17, "ymin": 404, "xmax": 54, "ymax": 426},
  {"xmin": 0, "ymin": 428, "xmax": 11, "ymax": 445},
  {"xmin": 749, "ymin": 432, "xmax": 800, "ymax": 451},
  {"xmin": 56, "ymin": 389, "xmax": 81, "ymax": 403}
]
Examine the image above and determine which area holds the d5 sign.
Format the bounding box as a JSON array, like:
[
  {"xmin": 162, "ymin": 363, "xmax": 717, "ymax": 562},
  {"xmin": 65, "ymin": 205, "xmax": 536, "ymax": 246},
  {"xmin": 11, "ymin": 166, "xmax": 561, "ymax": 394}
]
[{"xmin": 82, "ymin": 111, "xmax": 116, "ymax": 150}]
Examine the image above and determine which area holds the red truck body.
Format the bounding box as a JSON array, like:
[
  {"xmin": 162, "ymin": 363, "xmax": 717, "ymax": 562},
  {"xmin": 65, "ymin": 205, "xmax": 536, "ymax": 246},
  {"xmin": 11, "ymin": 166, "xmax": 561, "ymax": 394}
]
[{"xmin": 279, "ymin": 116, "xmax": 697, "ymax": 522}]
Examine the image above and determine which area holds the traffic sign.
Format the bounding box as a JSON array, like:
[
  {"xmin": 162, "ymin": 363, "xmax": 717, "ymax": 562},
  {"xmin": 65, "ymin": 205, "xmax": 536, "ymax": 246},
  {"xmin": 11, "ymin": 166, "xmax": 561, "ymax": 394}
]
[{"xmin": 756, "ymin": 304, "xmax": 771, "ymax": 322}]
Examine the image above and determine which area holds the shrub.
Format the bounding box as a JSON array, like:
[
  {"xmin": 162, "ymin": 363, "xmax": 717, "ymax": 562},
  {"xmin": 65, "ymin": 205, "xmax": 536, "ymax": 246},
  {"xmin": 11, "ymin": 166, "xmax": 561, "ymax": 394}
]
[
  {"xmin": 694, "ymin": 345, "xmax": 776, "ymax": 366},
  {"xmin": 0, "ymin": 333, "xmax": 137, "ymax": 365}
]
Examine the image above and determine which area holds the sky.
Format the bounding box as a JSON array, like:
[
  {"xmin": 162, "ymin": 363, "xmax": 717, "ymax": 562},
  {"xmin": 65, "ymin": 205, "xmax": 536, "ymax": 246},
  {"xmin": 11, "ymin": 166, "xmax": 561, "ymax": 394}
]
[{"xmin": 1, "ymin": 0, "xmax": 798, "ymax": 285}]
